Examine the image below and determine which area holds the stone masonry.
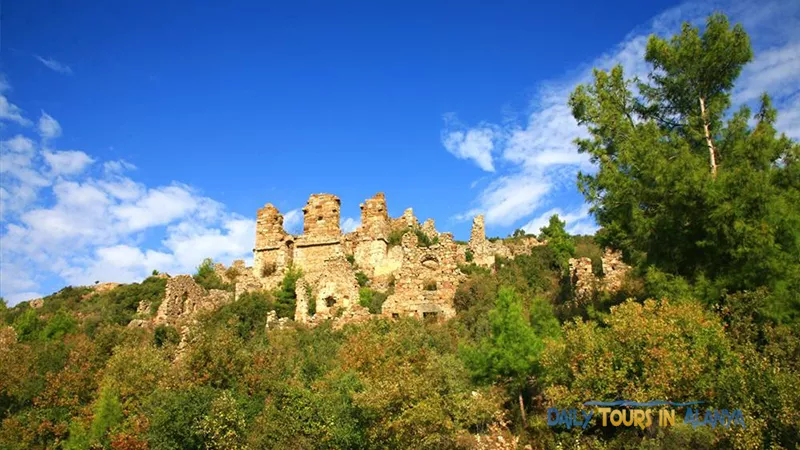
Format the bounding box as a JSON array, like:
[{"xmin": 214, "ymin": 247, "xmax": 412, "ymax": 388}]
[
  {"xmin": 142, "ymin": 192, "xmax": 546, "ymax": 328},
  {"xmin": 468, "ymin": 215, "xmax": 544, "ymax": 268},
  {"xmin": 248, "ymin": 193, "xmax": 546, "ymax": 322},
  {"xmin": 154, "ymin": 275, "xmax": 233, "ymax": 325},
  {"xmin": 568, "ymin": 249, "xmax": 631, "ymax": 305}
]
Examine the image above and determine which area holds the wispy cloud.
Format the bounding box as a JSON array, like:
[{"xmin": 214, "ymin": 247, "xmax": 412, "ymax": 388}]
[
  {"xmin": 34, "ymin": 55, "xmax": 73, "ymax": 75},
  {"xmin": 442, "ymin": 0, "xmax": 800, "ymax": 233}
]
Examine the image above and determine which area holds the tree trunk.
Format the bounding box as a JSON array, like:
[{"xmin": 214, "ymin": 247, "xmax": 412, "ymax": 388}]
[
  {"xmin": 699, "ymin": 97, "xmax": 718, "ymax": 178},
  {"xmin": 519, "ymin": 392, "xmax": 527, "ymax": 425}
]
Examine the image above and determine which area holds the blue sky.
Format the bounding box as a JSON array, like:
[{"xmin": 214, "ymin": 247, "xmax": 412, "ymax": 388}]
[{"xmin": 1, "ymin": 0, "xmax": 798, "ymax": 304}]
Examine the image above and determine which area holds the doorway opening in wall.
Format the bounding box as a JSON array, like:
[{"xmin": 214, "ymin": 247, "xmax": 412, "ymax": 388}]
[
  {"xmin": 423, "ymin": 311, "xmax": 438, "ymax": 322},
  {"xmin": 325, "ymin": 296, "xmax": 336, "ymax": 308}
]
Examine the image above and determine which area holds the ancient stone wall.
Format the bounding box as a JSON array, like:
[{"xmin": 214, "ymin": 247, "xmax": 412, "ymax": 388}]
[
  {"xmin": 381, "ymin": 231, "xmax": 461, "ymax": 320},
  {"xmin": 467, "ymin": 215, "xmax": 543, "ymax": 268},
  {"xmin": 569, "ymin": 257, "xmax": 596, "ymax": 306},
  {"xmin": 601, "ymin": 249, "xmax": 630, "ymax": 293},
  {"xmin": 568, "ymin": 249, "xmax": 631, "ymax": 305},
  {"xmin": 155, "ymin": 275, "xmax": 233, "ymax": 325},
  {"xmin": 421, "ymin": 219, "xmax": 437, "ymax": 240},
  {"xmin": 390, "ymin": 207, "xmax": 418, "ymax": 232},
  {"xmin": 247, "ymin": 192, "xmax": 542, "ymax": 326}
]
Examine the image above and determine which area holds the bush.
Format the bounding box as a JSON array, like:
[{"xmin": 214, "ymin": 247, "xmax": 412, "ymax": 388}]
[
  {"xmin": 96, "ymin": 276, "xmax": 167, "ymax": 324},
  {"xmin": 355, "ymin": 271, "xmax": 369, "ymax": 287},
  {"xmin": 415, "ymin": 229, "xmax": 439, "ymax": 247},
  {"xmin": 260, "ymin": 262, "xmax": 277, "ymax": 277},
  {"xmin": 423, "ymin": 280, "xmax": 437, "ymax": 291},
  {"xmin": 387, "ymin": 228, "xmax": 409, "ymax": 246},
  {"xmin": 217, "ymin": 290, "xmax": 274, "ymax": 339},
  {"xmin": 194, "ymin": 258, "xmax": 232, "ymax": 291},
  {"xmin": 465, "ymin": 248, "xmax": 474, "ymax": 262},
  {"xmin": 273, "ymin": 267, "xmax": 302, "ymax": 319},
  {"xmin": 145, "ymin": 386, "xmax": 216, "ymax": 450},
  {"xmin": 154, "ymin": 324, "xmax": 180, "ymax": 348},
  {"xmin": 224, "ymin": 266, "xmax": 240, "ymax": 283},
  {"xmin": 358, "ymin": 288, "xmax": 387, "ymax": 314}
]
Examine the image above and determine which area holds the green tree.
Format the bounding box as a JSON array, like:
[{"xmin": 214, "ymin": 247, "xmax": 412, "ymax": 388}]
[
  {"xmin": 538, "ymin": 214, "xmax": 575, "ymax": 271},
  {"xmin": 274, "ymin": 267, "xmax": 302, "ymax": 319},
  {"xmin": 569, "ymin": 13, "xmax": 800, "ymax": 322},
  {"xmin": 194, "ymin": 258, "xmax": 232, "ymax": 291},
  {"xmin": 462, "ymin": 287, "xmax": 559, "ymax": 424}
]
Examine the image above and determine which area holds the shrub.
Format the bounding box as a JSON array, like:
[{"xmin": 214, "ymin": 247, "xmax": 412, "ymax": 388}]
[
  {"xmin": 224, "ymin": 266, "xmax": 240, "ymax": 283},
  {"xmin": 358, "ymin": 288, "xmax": 387, "ymax": 314},
  {"xmin": 307, "ymin": 284, "xmax": 316, "ymax": 316},
  {"xmin": 346, "ymin": 255, "xmax": 355, "ymax": 265},
  {"xmin": 465, "ymin": 248, "xmax": 474, "ymax": 262},
  {"xmin": 415, "ymin": 229, "xmax": 439, "ymax": 247},
  {"xmin": 94, "ymin": 276, "xmax": 167, "ymax": 324},
  {"xmin": 194, "ymin": 258, "xmax": 232, "ymax": 291},
  {"xmin": 355, "ymin": 271, "xmax": 369, "ymax": 287},
  {"xmin": 423, "ymin": 280, "xmax": 437, "ymax": 291},
  {"xmin": 387, "ymin": 228, "xmax": 409, "ymax": 246},
  {"xmin": 154, "ymin": 324, "xmax": 180, "ymax": 348},
  {"xmin": 217, "ymin": 290, "xmax": 274, "ymax": 339},
  {"xmin": 273, "ymin": 267, "xmax": 302, "ymax": 319},
  {"xmin": 40, "ymin": 309, "xmax": 77, "ymax": 341},
  {"xmin": 260, "ymin": 262, "xmax": 277, "ymax": 277},
  {"xmin": 145, "ymin": 386, "xmax": 216, "ymax": 450}
]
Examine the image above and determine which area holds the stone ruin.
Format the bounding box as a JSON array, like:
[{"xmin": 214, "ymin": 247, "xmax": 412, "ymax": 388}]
[
  {"xmin": 243, "ymin": 192, "xmax": 544, "ymax": 324},
  {"xmin": 568, "ymin": 249, "xmax": 631, "ymax": 305},
  {"xmin": 465, "ymin": 215, "xmax": 544, "ymax": 268},
  {"xmin": 129, "ymin": 192, "xmax": 546, "ymax": 330}
]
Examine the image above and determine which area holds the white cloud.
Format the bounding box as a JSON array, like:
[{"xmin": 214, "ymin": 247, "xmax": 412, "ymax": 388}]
[
  {"xmin": 103, "ymin": 159, "xmax": 137, "ymax": 174},
  {"xmin": 34, "ymin": 55, "xmax": 73, "ymax": 75},
  {"xmin": 443, "ymin": 0, "xmax": 800, "ymax": 231},
  {"xmin": 522, "ymin": 204, "xmax": 597, "ymax": 236},
  {"xmin": 111, "ymin": 185, "xmax": 219, "ymax": 232},
  {"xmin": 341, "ymin": 217, "xmax": 360, "ymax": 233},
  {"xmin": 283, "ymin": 209, "xmax": 303, "ymax": 234},
  {"xmin": 38, "ymin": 112, "xmax": 62, "ymax": 140},
  {"xmin": 441, "ymin": 124, "xmax": 497, "ymax": 172},
  {"xmin": 461, "ymin": 170, "xmax": 552, "ymax": 227},
  {"xmin": 0, "ymin": 95, "xmax": 32, "ymax": 126},
  {"xmin": 43, "ymin": 150, "xmax": 94, "ymax": 176},
  {"xmin": 0, "ymin": 99, "xmax": 254, "ymax": 305}
]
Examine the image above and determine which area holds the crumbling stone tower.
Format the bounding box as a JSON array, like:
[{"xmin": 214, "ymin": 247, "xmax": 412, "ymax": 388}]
[
  {"xmin": 294, "ymin": 194, "xmax": 359, "ymax": 315},
  {"xmin": 359, "ymin": 192, "xmax": 390, "ymax": 239},
  {"xmin": 301, "ymin": 193, "xmax": 341, "ymax": 238},
  {"xmin": 354, "ymin": 193, "xmax": 391, "ymax": 274},
  {"xmin": 468, "ymin": 214, "xmax": 498, "ymax": 267},
  {"xmin": 253, "ymin": 204, "xmax": 293, "ymax": 279}
]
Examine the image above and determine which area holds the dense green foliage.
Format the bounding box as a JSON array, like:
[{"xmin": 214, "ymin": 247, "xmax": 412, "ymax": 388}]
[
  {"xmin": 0, "ymin": 13, "xmax": 798, "ymax": 450},
  {"xmin": 538, "ymin": 214, "xmax": 575, "ymax": 271},
  {"xmin": 570, "ymin": 13, "xmax": 800, "ymax": 323},
  {"xmin": 194, "ymin": 258, "xmax": 233, "ymax": 292}
]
